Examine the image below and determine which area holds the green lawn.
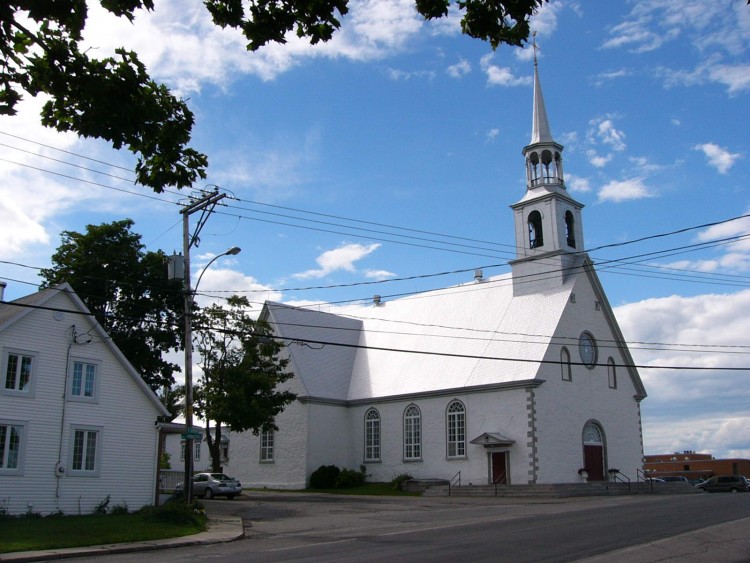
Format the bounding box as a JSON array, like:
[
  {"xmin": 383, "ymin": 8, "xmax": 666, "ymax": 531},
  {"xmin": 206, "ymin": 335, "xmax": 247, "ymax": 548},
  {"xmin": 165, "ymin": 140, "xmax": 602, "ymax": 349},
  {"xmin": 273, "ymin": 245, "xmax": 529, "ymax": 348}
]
[{"xmin": 0, "ymin": 511, "xmax": 205, "ymax": 554}]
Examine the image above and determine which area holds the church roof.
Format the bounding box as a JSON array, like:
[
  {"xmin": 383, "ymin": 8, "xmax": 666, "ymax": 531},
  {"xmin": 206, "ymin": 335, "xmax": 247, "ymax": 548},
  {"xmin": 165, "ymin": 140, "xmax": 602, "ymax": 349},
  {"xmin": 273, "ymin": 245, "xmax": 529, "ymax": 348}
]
[{"xmin": 265, "ymin": 269, "xmax": 576, "ymax": 402}]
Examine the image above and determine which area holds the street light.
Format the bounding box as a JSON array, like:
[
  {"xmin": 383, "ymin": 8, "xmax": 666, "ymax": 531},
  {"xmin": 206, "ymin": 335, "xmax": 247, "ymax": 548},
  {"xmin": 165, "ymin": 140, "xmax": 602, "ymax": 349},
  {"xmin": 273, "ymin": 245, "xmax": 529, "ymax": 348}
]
[{"xmin": 182, "ymin": 246, "xmax": 241, "ymax": 503}]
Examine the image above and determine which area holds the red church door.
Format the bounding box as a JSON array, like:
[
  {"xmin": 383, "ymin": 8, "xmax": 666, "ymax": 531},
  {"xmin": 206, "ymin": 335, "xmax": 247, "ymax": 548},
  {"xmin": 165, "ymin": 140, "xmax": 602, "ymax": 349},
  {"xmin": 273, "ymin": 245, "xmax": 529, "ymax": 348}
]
[
  {"xmin": 582, "ymin": 421, "xmax": 606, "ymax": 481},
  {"xmin": 491, "ymin": 452, "xmax": 508, "ymax": 484},
  {"xmin": 583, "ymin": 445, "xmax": 605, "ymax": 481}
]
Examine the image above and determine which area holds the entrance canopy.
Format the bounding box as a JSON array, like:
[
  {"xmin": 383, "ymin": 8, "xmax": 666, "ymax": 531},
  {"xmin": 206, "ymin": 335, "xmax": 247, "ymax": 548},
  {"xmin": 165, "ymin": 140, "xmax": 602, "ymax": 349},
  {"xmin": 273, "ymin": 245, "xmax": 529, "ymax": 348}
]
[{"xmin": 470, "ymin": 432, "xmax": 515, "ymax": 448}]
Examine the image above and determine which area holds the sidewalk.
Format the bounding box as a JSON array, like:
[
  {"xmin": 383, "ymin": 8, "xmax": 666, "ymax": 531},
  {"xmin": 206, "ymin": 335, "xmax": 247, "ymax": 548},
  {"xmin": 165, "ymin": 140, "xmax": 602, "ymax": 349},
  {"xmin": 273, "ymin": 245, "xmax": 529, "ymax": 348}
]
[{"xmin": 0, "ymin": 516, "xmax": 244, "ymax": 562}]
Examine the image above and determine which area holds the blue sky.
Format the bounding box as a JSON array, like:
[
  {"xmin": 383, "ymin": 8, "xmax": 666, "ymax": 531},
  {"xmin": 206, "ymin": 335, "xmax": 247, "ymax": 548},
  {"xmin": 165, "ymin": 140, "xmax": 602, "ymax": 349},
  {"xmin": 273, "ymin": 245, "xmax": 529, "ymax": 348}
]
[{"xmin": 1, "ymin": 0, "xmax": 749, "ymax": 459}]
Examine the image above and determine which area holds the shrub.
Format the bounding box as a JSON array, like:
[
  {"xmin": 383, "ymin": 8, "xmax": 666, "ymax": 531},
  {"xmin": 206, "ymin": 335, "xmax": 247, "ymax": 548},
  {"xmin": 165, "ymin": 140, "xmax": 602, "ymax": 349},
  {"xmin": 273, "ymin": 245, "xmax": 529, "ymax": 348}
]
[
  {"xmin": 94, "ymin": 495, "xmax": 111, "ymax": 515},
  {"xmin": 111, "ymin": 503, "xmax": 129, "ymax": 515},
  {"xmin": 391, "ymin": 473, "xmax": 413, "ymax": 490},
  {"xmin": 309, "ymin": 465, "xmax": 340, "ymax": 489},
  {"xmin": 335, "ymin": 467, "xmax": 366, "ymax": 489}
]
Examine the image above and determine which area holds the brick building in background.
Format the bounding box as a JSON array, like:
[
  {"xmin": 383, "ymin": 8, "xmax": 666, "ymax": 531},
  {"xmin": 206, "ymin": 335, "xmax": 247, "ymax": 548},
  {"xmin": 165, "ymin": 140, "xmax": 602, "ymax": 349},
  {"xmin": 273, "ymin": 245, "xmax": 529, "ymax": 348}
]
[{"xmin": 645, "ymin": 451, "xmax": 750, "ymax": 482}]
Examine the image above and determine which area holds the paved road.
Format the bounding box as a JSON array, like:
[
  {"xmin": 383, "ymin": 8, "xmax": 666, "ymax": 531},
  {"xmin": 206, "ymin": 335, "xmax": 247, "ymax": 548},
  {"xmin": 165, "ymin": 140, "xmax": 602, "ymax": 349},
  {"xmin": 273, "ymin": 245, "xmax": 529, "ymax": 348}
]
[{"xmin": 66, "ymin": 492, "xmax": 750, "ymax": 562}]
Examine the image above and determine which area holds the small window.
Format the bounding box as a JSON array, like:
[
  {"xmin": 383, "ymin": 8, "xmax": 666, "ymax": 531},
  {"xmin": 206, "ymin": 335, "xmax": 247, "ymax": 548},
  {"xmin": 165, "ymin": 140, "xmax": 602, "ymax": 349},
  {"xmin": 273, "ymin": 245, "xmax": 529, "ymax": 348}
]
[
  {"xmin": 364, "ymin": 408, "xmax": 381, "ymax": 462},
  {"xmin": 446, "ymin": 400, "xmax": 466, "ymax": 458},
  {"xmin": 70, "ymin": 426, "xmax": 101, "ymax": 476},
  {"xmin": 0, "ymin": 421, "xmax": 25, "ymax": 474},
  {"xmin": 69, "ymin": 360, "xmax": 98, "ymax": 402},
  {"xmin": 607, "ymin": 358, "xmax": 617, "ymax": 389},
  {"xmin": 2, "ymin": 350, "xmax": 35, "ymax": 396},
  {"xmin": 528, "ymin": 211, "xmax": 544, "ymax": 249},
  {"xmin": 403, "ymin": 405, "xmax": 422, "ymax": 461},
  {"xmin": 260, "ymin": 429, "xmax": 274, "ymax": 462},
  {"xmin": 180, "ymin": 438, "xmax": 201, "ymax": 461},
  {"xmin": 561, "ymin": 347, "xmax": 572, "ymax": 381}
]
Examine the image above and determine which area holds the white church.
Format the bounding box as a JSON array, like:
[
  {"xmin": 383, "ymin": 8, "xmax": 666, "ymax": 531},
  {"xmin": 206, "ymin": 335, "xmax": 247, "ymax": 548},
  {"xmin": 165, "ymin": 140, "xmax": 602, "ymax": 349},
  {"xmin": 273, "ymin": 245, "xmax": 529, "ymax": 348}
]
[{"xmin": 204, "ymin": 61, "xmax": 647, "ymax": 489}]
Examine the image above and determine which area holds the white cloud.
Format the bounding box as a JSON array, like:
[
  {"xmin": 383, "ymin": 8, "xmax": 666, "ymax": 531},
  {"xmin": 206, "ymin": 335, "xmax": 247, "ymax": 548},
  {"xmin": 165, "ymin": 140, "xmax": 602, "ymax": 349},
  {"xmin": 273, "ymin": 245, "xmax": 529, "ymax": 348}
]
[
  {"xmin": 387, "ymin": 68, "xmax": 436, "ymax": 81},
  {"xmin": 588, "ymin": 116, "xmax": 627, "ymax": 151},
  {"xmin": 446, "ymin": 58, "xmax": 471, "ymax": 78},
  {"xmin": 566, "ymin": 174, "xmax": 591, "ymax": 193},
  {"xmin": 192, "ymin": 267, "xmax": 281, "ymax": 313},
  {"xmin": 615, "ymin": 289, "xmax": 750, "ymax": 458},
  {"xmin": 586, "ymin": 150, "xmax": 612, "ymax": 168},
  {"xmin": 480, "ymin": 54, "xmax": 531, "ymax": 87},
  {"xmin": 293, "ymin": 243, "xmax": 382, "ymax": 279},
  {"xmin": 81, "ymin": 0, "xmax": 428, "ymax": 90},
  {"xmin": 364, "ymin": 269, "xmax": 396, "ymax": 279},
  {"xmin": 591, "ymin": 69, "xmax": 631, "ymax": 87},
  {"xmin": 693, "ymin": 143, "xmax": 741, "ymax": 174},
  {"xmin": 597, "ymin": 178, "xmax": 654, "ymax": 203},
  {"xmin": 486, "ymin": 128, "xmax": 500, "ymax": 142}
]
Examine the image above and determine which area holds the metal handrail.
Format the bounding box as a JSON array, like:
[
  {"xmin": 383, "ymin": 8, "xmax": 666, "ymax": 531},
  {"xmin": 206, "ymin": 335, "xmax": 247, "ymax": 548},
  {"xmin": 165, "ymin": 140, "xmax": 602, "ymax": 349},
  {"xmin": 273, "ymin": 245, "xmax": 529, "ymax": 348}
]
[
  {"xmin": 609, "ymin": 469, "xmax": 631, "ymax": 492},
  {"xmin": 448, "ymin": 471, "xmax": 461, "ymax": 496}
]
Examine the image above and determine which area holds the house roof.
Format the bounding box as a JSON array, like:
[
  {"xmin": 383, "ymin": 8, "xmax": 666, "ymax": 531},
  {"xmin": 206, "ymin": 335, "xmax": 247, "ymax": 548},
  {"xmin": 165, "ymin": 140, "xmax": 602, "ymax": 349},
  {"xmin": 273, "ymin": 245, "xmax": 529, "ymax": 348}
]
[
  {"xmin": 265, "ymin": 269, "xmax": 575, "ymax": 402},
  {"xmin": 0, "ymin": 283, "xmax": 170, "ymax": 416}
]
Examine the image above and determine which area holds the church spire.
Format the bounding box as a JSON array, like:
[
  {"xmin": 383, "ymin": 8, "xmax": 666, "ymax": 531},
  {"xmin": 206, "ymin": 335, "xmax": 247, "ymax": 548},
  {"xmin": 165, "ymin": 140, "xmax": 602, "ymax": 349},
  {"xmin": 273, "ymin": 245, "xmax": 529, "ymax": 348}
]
[{"xmin": 530, "ymin": 38, "xmax": 553, "ymax": 145}]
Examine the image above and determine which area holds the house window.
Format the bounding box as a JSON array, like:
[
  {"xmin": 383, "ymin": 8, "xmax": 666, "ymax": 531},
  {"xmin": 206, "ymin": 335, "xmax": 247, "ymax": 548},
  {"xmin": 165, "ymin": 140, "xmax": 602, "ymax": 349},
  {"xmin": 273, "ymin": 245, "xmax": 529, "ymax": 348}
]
[
  {"xmin": 0, "ymin": 421, "xmax": 24, "ymax": 474},
  {"xmin": 446, "ymin": 400, "xmax": 466, "ymax": 458},
  {"xmin": 403, "ymin": 405, "xmax": 421, "ymax": 461},
  {"xmin": 607, "ymin": 358, "xmax": 617, "ymax": 389},
  {"xmin": 180, "ymin": 439, "xmax": 201, "ymax": 461},
  {"xmin": 69, "ymin": 360, "xmax": 98, "ymax": 401},
  {"xmin": 3, "ymin": 350, "xmax": 35, "ymax": 395},
  {"xmin": 70, "ymin": 427, "xmax": 101, "ymax": 475},
  {"xmin": 364, "ymin": 408, "xmax": 381, "ymax": 462},
  {"xmin": 561, "ymin": 347, "xmax": 572, "ymax": 381},
  {"xmin": 528, "ymin": 211, "xmax": 544, "ymax": 249},
  {"xmin": 260, "ymin": 429, "xmax": 274, "ymax": 462}
]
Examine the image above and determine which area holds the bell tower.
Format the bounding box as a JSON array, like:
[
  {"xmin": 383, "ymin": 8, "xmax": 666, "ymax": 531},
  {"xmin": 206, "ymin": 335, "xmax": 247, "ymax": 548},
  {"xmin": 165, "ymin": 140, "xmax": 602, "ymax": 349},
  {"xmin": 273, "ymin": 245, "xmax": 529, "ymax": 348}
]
[{"xmin": 510, "ymin": 49, "xmax": 585, "ymax": 296}]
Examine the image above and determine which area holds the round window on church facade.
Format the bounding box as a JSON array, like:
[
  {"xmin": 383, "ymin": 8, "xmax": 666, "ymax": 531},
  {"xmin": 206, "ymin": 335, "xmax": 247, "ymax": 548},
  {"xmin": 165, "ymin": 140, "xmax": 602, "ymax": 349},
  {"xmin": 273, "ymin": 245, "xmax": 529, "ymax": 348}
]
[{"xmin": 579, "ymin": 332, "xmax": 597, "ymax": 368}]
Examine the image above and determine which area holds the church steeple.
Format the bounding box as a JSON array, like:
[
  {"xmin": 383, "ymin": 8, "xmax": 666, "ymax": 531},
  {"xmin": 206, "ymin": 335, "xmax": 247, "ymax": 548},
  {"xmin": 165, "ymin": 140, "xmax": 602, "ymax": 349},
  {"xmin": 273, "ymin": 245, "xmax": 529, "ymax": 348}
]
[
  {"xmin": 509, "ymin": 49, "xmax": 586, "ymax": 296},
  {"xmin": 530, "ymin": 55, "xmax": 553, "ymax": 145}
]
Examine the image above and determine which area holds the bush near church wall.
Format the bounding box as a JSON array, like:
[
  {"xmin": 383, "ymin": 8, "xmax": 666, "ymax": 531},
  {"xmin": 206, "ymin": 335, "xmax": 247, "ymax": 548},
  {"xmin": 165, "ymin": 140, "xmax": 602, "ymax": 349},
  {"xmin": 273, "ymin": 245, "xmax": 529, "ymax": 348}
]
[{"xmin": 309, "ymin": 465, "xmax": 367, "ymax": 489}]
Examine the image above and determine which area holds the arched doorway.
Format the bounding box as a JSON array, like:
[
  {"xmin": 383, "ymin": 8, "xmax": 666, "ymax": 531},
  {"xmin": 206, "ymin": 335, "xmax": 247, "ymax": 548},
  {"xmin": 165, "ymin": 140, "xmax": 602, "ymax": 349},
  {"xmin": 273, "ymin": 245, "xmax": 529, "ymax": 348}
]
[{"xmin": 582, "ymin": 421, "xmax": 606, "ymax": 481}]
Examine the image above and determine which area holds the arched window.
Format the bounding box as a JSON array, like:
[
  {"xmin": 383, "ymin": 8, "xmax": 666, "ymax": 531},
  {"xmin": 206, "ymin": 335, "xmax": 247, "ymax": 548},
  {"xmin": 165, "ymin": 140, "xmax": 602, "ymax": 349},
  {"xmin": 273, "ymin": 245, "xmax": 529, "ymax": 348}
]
[
  {"xmin": 607, "ymin": 358, "xmax": 617, "ymax": 389},
  {"xmin": 565, "ymin": 210, "xmax": 576, "ymax": 248},
  {"xmin": 528, "ymin": 151, "xmax": 540, "ymax": 185},
  {"xmin": 528, "ymin": 211, "xmax": 544, "ymax": 249},
  {"xmin": 403, "ymin": 405, "xmax": 422, "ymax": 460},
  {"xmin": 561, "ymin": 347, "xmax": 572, "ymax": 381},
  {"xmin": 446, "ymin": 400, "xmax": 466, "ymax": 458},
  {"xmin": 364, "ymin": 408, "xmax": 381, "ymax": 462}
]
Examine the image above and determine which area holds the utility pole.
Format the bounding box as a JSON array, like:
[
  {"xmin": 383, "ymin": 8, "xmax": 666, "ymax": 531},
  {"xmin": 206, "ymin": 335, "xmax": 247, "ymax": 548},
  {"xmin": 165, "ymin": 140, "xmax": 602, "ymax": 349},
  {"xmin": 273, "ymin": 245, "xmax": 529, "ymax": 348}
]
[{"xmin": 179, "ymin": 189, "xmax": 226, "ymax": 504}]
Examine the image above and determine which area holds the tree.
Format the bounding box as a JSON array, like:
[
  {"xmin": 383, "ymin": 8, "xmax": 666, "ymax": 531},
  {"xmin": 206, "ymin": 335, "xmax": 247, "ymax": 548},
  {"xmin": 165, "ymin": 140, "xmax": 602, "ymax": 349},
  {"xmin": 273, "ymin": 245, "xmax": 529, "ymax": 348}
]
[
  {"xmin": 39, "ymin": 219, "xmax": 184, "ymax": 391},
  {"xmin": 194, "ymin": 295, "xmax": 295, "ymax": 472},
  {"xmin": 2, "ymin": 0, "xmax": 547, "ymax": 192}
]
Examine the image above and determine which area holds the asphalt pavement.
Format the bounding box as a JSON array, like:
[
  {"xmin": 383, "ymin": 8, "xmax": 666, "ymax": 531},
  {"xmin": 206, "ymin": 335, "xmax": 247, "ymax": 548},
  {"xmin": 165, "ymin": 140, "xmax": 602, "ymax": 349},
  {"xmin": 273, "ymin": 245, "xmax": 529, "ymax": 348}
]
[{"xmin": 2, "ymin": 492, "xmax": 749, "ymax": 562}]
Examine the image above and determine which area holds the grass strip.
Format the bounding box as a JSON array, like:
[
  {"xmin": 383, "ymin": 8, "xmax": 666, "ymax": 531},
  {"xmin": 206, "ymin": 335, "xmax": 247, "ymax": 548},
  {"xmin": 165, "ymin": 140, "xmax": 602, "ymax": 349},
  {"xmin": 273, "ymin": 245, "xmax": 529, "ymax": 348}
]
[{"xmin": 0, "ymin": 512, "xmax": 205, "ymax": 554}]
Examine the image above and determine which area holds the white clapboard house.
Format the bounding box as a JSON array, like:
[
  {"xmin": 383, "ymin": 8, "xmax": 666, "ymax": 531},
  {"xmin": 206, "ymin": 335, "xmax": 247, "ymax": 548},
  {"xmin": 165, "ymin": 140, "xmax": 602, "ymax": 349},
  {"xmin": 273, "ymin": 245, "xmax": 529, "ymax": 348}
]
[{"xmin": 0, "ymin": 282, "xmax": 169, "ymax": 515}]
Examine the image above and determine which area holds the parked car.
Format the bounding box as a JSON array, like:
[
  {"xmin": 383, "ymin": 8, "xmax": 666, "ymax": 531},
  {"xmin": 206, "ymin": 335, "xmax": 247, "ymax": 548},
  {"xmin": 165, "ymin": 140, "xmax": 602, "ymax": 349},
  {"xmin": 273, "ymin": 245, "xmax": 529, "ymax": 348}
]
[
  {"xmin": 176, "ymin": 472, "xmax": 242, "ymax": 499},
  {"xmin": 695, "ymin": 475, "xmax": 749, "ymax": 493},
  {"xmin": 660, "ymin": 476, "xmax": 690, "ymax": 483}
]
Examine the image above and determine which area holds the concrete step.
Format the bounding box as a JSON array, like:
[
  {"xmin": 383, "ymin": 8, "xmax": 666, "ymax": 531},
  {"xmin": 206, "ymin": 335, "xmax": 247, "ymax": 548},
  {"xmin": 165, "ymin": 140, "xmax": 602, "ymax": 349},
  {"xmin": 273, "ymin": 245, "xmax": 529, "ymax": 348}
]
[{"xmin": 422, "ymin": 481, "xmax": 699, "ymax": 498}]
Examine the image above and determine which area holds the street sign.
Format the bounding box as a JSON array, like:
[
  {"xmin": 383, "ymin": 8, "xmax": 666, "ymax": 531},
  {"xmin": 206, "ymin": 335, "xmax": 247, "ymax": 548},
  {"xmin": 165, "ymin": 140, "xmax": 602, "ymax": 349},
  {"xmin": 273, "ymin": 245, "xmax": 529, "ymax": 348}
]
[{"xmin": 181, "ymin": 428, "xmax": 202, "ymax": 440}]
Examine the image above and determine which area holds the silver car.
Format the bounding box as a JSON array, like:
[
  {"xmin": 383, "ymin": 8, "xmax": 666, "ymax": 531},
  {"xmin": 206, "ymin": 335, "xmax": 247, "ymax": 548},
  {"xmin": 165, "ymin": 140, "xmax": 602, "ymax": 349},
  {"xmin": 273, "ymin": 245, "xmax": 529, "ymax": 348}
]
[{"xmin": 184, "ymin": 472, "xmax": 242, "ymax": 499}]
